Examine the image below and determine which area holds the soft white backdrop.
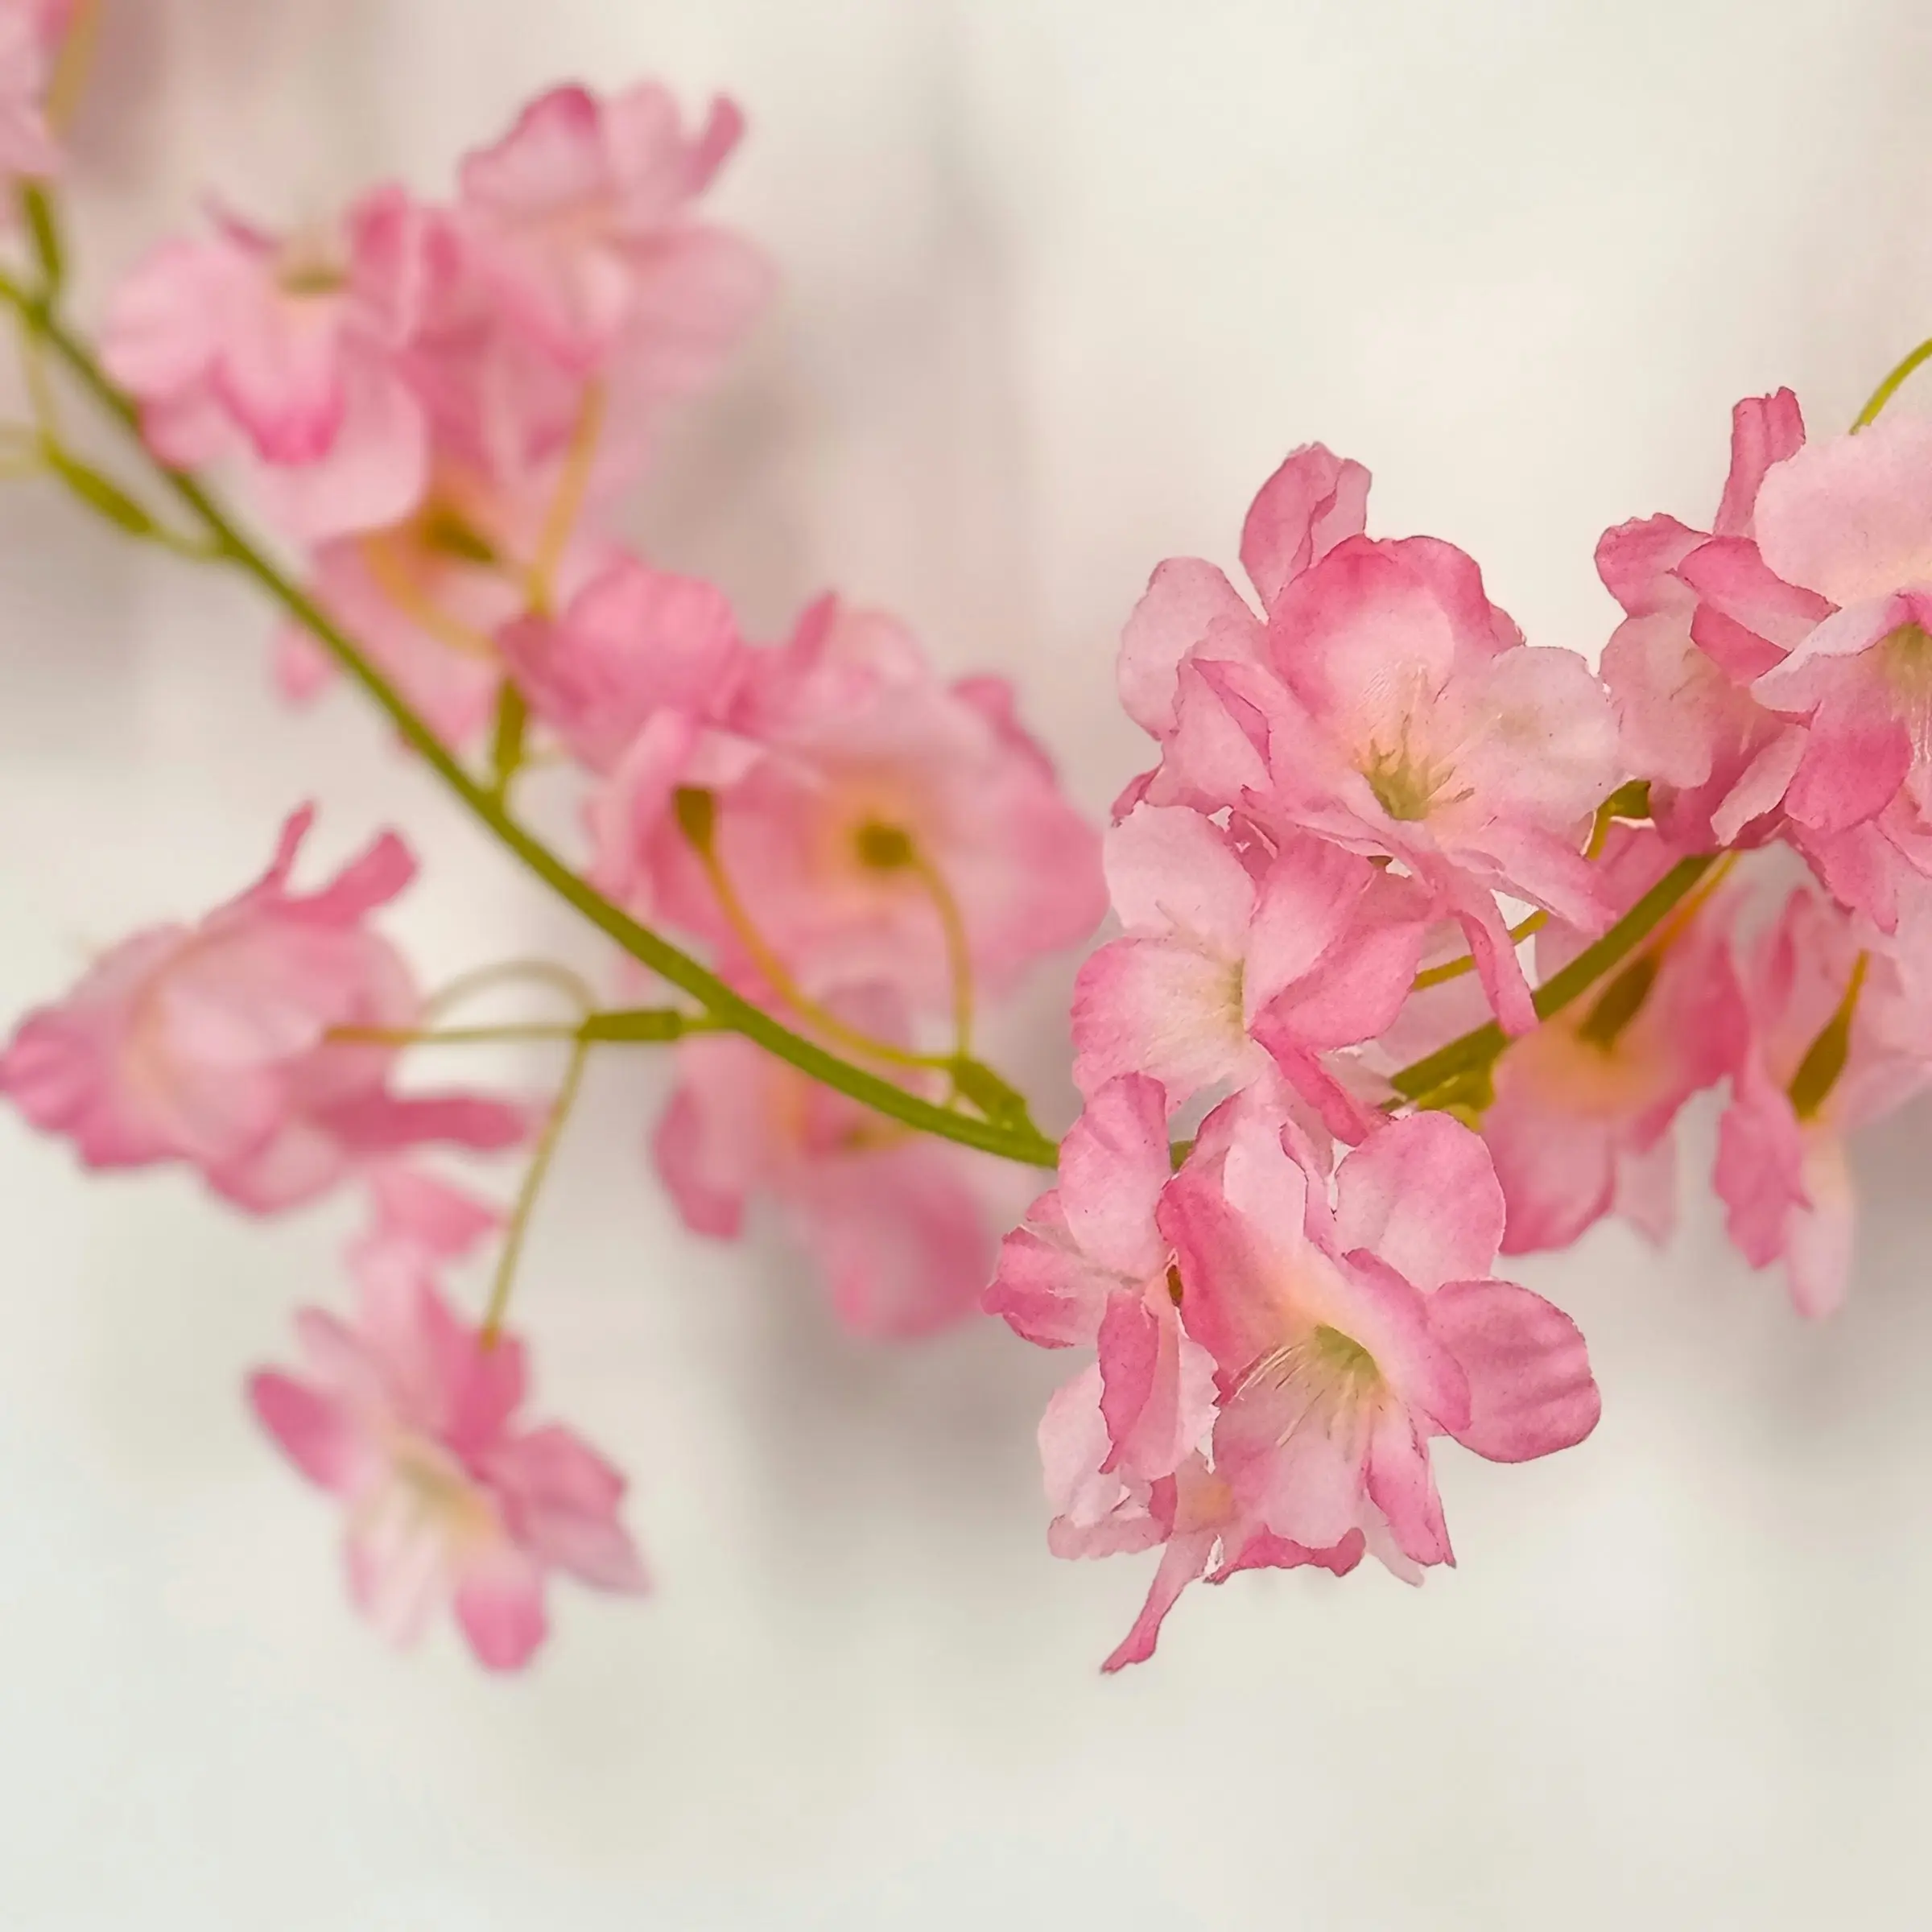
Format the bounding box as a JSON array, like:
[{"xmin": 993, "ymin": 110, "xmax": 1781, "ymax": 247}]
[{"xmin": 5, "ymin": 2, "xmax": 1932, "ymax": 1926}]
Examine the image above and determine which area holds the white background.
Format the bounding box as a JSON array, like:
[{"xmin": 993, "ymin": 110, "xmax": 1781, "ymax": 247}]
[{"xmin": 4, "ymin": 2, "xmax": 1932, "ymax": 1926}]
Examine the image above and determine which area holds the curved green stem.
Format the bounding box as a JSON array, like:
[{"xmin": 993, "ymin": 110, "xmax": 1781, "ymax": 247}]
[
  {"xmin": 1387, "ymin": 853, "xmax": 1719, "ymax": 1103},
  {"xmin": 0, "ymin": 272, "xmax": 1061, "ymax": 1170},
  {"xmin": 1854, "ymin": 336, "xmax": 1932, "ymax": 431}
]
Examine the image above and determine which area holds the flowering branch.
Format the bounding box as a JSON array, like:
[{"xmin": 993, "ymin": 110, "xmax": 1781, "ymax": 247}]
[{"xmin": 0, "ymin": 257, "xmax": 1064, "ymax": 1170}]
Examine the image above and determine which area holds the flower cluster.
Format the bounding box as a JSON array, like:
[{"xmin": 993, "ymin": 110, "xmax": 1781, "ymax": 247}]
[
  {"xmin": 5, "ymin": 35, "xmax": 1932, "ymax": 1679},
  {"xmin": 990, "ymin": 425, "xmax": 1932, "ymax": 1663},
  {"xmin": 2, "ymin": 72, "xmax": 1104, "ymax": 1664}
]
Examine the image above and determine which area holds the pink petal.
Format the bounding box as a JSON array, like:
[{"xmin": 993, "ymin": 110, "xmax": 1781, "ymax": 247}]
[
  {"xmin": 1117, "ymin": 557, "xmax": 1265, "ymax": 738},
  {"xmin": 452, "ymin": 1550, "xmax": 549, "ymax": 1671},
  {"xmin": 1755, "ymin": 413, "xmax": 1932, "ymax": 607},
  {"xmin": 248, "ymin": 1369, "xmax": 364, "ymax": 1492},
  {"xmin": 1331, "ymin": 1111, "xmax": 1505, "ymax": 1291},
  {"xmin": 1430, "ymin": 1278, "xmax": 1601, "ymax": 1462},
  {"xmin": 1238, "ymin": 443, "xmax": 1372, "ymax": 610}
]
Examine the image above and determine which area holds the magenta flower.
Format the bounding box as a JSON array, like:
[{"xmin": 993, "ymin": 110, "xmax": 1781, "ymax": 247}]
[
  {"xmin": 1480, "ymin": 826, "xmax": 1744, "ymax": 1254},
  {"xmin": 102, "ymin": 188, "xmax": 442, "ymax": 540},
  {"xmin": 0, "ymin": 808, "xmax": 524, "ymax": 1210},
  {"xmin": 456, "ymin": 81, "xmax": 770, "ymax": 380},
  {"xmin": 655, "ymin": 1015, "xmax": 993, "ymax": 1339},
  {"xmin": 251, "ymin": 1170, "xmax": 646, "ymax": 1670}
]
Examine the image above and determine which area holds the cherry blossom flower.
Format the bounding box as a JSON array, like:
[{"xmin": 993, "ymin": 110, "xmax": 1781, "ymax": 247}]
[
  {"xmin": 251, "ymin": 1169, "xmax": 646, "ymax": 1669},
  {"xmin": 1164, "ymin": 1097, "xmax": 1600, "ymax": 1572},
  {"xmin": 456, "ymin": 81, "xmax": 770, "ymax": 380},
  {"xmin": 498, "ymin": 553, "xmax": 749, "ymax": 772},
  {"xmin": 0, "ymin": 2, "xmax": 58, "ymax": 190},
  {"xmin": 0, "ymin": 808, "xmax": 524, "ymax": 1210},
  {"xmin": 102, "ymin": 188, "xmax": 444, "ymax": 540},
  {"xmin": 986, "ymin": 1072, "xmax": 1216, "ymax": 1481},
  {"xmin": 1597, "ymin": 390, "xmax": 1813, "ymax": 858},
  {"xmin": 602, "ymin": 594, "xmax": 1106, "ymax": 1017},
  {"xmin": 1125, "ymin": 449, "xmax": 1621, "ymax": 1031},
  {"xmin": 1480, "ymin": 826, "xmax": 1744, "ymax": 1253},
  {"xmin": 1036, "ymin": 1372, "xmax": 1363, "ymax": 1671},
  {"xmin": 655, "ymin": 1007, "xmax": 993, "ymax": 1339},
  {"xmin": 280, "ymin": 451, "xmax": 619, "ymax": 749},
  {"xmin": 1070, "ymin": 803, "xmax": 1430, "ymax": 1137},
  {"xmin": 1715, "ymin": 881, "xmax": 1932, "ymax": 1317}
]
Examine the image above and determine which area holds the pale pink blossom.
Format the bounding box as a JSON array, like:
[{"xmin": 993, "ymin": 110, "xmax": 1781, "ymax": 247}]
[
  {"xmin": 282, "ymin": 454, "xmax": 617, "ymax": 749},
  {"xmin": 1481, "ymin": 827, "xmax": 1744, "ymax": 1253},
  {"xmin": 498, "ymin": 553, "xmax": 748, "ymax": 772},
  {"xmin": 604, "ymin": 595, "xmax": 1105, "ymax": 1016},
  {"xmin": 250, "ymin": 1170, "xmax": 646, "ymax": 1670},
  {"xmin": 456, "ymin": 81, "xmax": 770, "ymax": 379},
  {"xmin": 1597, "ymin": 390, "xmax": 1812, "ymax": 857},
  {"xmin": 655, "ymin": 1006, "xmax": 993, "ymax": 1339},
  {"xmin": 1129, "ymin": 451, "xmax": 1620, "ymax": 1030},
  {"xmin": 1036, "ymin": 1372, "xmax": 1361, "ymax": 1671},
  {"xmin": 1165, "ymin": 1098, "xmax": 1600, "ymax": 1571},
  {"xmin": 1715, "ymin": 882, "xmax": 1931, "ymax": 1317},
  {"xmin": 986, "ymin": 1073, "xmax": 1216, "ymax": 1481},
  {"xmin": 0, "ymin": 3, "xmax": 56, "ymax": 188},
  {"xmin": 0, "ymin": 808, "xmax": 524, "ymax": 1209},
  {"xmin": 102, "ymin": 188, "xmax": 443, "ymax": 540},
  {"xmin": 1070, "ymin": 803, "xmax": 1430, "ymax": 1137}
]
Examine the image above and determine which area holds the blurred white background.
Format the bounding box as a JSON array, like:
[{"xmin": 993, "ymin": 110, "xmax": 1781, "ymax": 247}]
[{"xmin": 5, "ymin": 2, "xmax": 1932, "ymax": 1926}]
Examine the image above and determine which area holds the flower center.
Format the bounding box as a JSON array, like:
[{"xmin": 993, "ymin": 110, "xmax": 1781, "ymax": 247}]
[
  {"xmin": 1359, "ymin": 717, "xmax": 1467, "ymax": 823},
  {"xmin": 1881, "ymin": 621, "xmax": 1932, "ymax": 755}
]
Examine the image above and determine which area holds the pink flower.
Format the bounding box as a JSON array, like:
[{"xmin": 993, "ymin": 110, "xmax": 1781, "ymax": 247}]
[
  {"xmin": 250, "ymin": 1170, "xmax": 646, "ymax": 1670},
  {"xmin": 1070, "ymin": 803, "xmax": 1430, "ymax": 1137},
  {"xmin": 1598, "ymin": 390, "xmax": 1813, "ymax": 857},
  {"xmin": 1165, "ymin": 1098, "xmax": 1601, "ymax": 1571},
  {"xmin": 498, "ymin": 553, "xmax": 749, "ymax": 773},
  {"xmin": 456, "ymin": 81, "xmax": 770, "ymax": 379},
  {"xmin": 1480, "ymin": 826, "xmax": 1744, "ymax": 1253},
  {"xmin": 1715, "ymin": 881, "xmax": 1931, "ymax": 1316},
  {"xmin": 283, "ymin": 454, "xmax": 618, "ymax": 749},
  {"xmin": 604, "ymin": 595, "xmax": 1106, "ymax": 1016},
  {"xmin": 1037, "ymin": 1373, "xmax": 1362, "ymax": 1671},
  {"xmin": 986, "ymin": 1073, "xmax": 1217, "ymax": 1480},
  {"xmin": 0, "ymin": 808, "xmax": 525, "ymax": 1210},
  {"xmin": 1129, "ymin": 449, "xmax": 1621, "ymax": 1031},
  {"xmin": 654, "ymin": 1007, "xmax": 993, "ymax": 1339},
  {"xmin": 102, "ymin": 188, "xmax": 442, "ymax": 540},
  {"xmin": 0, "ymin": 3, "xmax": 56, "ymax": 188}
]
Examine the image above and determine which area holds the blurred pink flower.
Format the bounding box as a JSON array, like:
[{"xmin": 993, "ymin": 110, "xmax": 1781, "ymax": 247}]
[
  {"xmin": 499, "ymin": 553, "xmax": 749, "ymax": 773},
  {"xmin": 251, "ymin": 1168, "xmax": 646, "ymax": 1670},
  {"xmin": 1481, "ymin": 826, "xmax": 1744, "ymax": 1254},
  {"xmin": 0, "ymin": 807, "xmax": 524, "ymax": 1209},
  {"xmin": 604, "ymin": 595, "xmax": 1105, "ymax": 1018},
  {"xmin": 102, "ymin": 188, "xmax": 442, "ymax": 540},
  {"xmin": 655, "ymin": 1008, "xmax": 993, "ymax": 1339},
  {"xmin": 456, "ymin": 81, "xmax": 770, "ymax": 378},
  {"xmin": 1716, "ymin": 883, "xmax": 1932, "ymax": 1316},
  {"xmin": 0, "ymin": 2, "xmax": 56, "ymax": 187}
]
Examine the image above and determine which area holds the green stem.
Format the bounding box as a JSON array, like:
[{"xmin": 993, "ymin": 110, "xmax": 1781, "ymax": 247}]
[
  {"xmin": 1854, "ymin": 336, "xmax": 1932, "ymax": 430},
  {"xmin": 1387, "ymin": 853, "xmax": 1719, "ymax": 1103},
  {"xmin": 481, "ymin": 1030, "xmax": 591, "ymax": 1346},
  {"xmin": 0, "ymin": 273, "xmax": 1062, "ymax": 1170}
]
